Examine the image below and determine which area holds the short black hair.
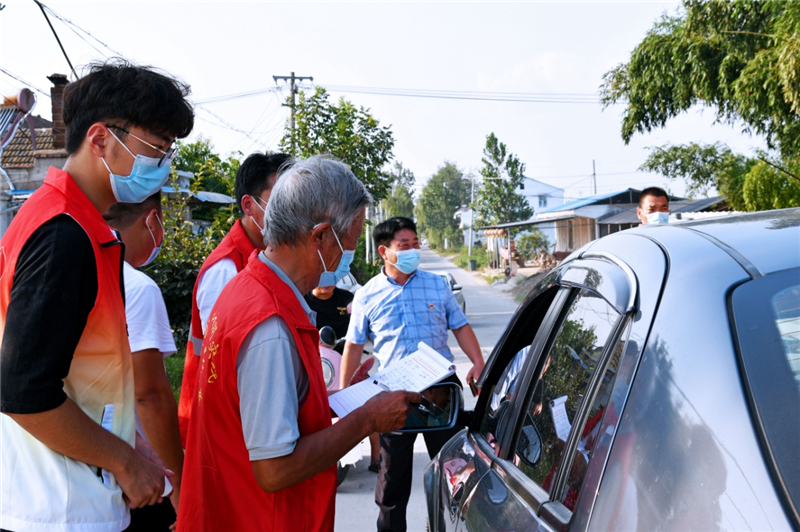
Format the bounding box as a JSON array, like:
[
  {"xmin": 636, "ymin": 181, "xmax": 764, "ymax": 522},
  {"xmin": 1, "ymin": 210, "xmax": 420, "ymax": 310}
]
[
  {"xmin": 103, "ymin": 192, "xmax": 162, "ymax": 229},
  {"xmin": 373, "ymin": 216, "xmax": 417, "ymax": 249},
  {"xmin": 63, "ymin": 58, "xmax": 194, "ymax": 155},
  {"xmin": 234, "ymin": 152, "xmax": 291, "ymax": 210},
  {"xmin": 639, "ymin": 187, "xmax": 669, "ymax": 207}
]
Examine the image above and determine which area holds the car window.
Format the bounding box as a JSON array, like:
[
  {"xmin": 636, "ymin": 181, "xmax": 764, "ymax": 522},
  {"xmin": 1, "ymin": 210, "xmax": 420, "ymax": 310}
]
[
  {"xmin": 512, "ymin": 288, "xmax": 623, "ymax": 506},
  {"xmin": 732, "ymin": 270, "xmax": 800, "ymax": 516},
  {"xmin": 480, "ymin": 345, "xmax": 532, "ymax": 449},
  {"xmin": 773, "ymin": 284, "xmax": 800, "ymax": 387}
]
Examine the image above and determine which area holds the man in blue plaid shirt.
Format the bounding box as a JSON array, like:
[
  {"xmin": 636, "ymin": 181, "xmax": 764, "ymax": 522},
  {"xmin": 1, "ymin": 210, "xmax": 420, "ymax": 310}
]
[{"xmin": 341, "ymin": 216, "xmax": 484, "ymax": 532}]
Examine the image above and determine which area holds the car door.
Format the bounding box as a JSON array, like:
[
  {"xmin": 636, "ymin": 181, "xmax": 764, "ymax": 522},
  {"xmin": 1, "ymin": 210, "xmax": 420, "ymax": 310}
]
[{"xmin": 454, "ymin": 250, "xmax": 653, "ymax": 532}]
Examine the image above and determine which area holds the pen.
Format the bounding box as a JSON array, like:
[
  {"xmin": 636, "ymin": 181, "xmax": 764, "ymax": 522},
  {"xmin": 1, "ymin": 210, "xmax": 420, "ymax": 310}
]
[{"xmin": 373, "ymin": 380, "xmax": 392, "ymax": 392}]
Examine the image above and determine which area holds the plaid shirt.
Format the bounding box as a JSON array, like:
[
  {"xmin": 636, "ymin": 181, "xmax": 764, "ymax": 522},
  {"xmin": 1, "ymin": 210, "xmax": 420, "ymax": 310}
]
[{"xmin": 346, "ymin": 268, "xmax": 468, "ymax": 370}]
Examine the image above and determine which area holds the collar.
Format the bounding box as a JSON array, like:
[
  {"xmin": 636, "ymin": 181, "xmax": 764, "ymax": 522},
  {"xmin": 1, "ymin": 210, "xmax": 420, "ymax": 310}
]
[
  {"xmin": 44, "ymin": 167, "xmax": 120, "ymax": 247},
  {"xmin": 230, "ymin": 218, "xmax": 258, "ymax": 257},
  {"xmin": 381, "ymin": 265, "xmax": 418, "ymax": 287},
  {"xmin": 258, "ymin": 251, "xmax": 316, "ymax": 323}
]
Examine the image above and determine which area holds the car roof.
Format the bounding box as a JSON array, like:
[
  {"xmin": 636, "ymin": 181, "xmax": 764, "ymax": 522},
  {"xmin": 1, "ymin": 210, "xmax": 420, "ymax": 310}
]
[{"xmin": 627, "ymin": 207, "xmax": 800, "ymax": 276}]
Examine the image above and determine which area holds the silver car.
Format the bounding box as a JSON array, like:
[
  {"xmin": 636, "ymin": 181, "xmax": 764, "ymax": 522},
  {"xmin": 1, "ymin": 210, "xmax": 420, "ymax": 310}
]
[
  {"xmin": 424, "ymin": 208, "xmax": 800, "ymax": 531},
  {"xmin": 431, "ymin": 270, "xmax": 466, "ymax": 313}
]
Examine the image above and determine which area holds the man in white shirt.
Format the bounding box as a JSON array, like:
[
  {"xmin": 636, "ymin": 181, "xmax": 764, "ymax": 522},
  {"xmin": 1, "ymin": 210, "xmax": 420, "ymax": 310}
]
[
  {"xmin": 104, "ymin": 193, "xmax": 181, "ymax": 531},
  {"xmin": 177, "ymin": 152, "xmax": 289, "ymax": 444}
]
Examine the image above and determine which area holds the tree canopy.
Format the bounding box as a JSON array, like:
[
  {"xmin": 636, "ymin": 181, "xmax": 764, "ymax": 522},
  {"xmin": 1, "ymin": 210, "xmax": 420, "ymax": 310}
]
[
  {"xmin": 601, "ymin": 1, "xmax": 800, "ymax": 159},
  {"xmin": 473, "ymin": 133, "xmax": 533, "ymax": 227},
  {"xmin": 382, "ymin": 162, "xmax": 415, "ymax": 219},
  {"xmin": 415, "ymin": 162, "xmax": 471, "ymax": 248},
  {"xmin": 280, "ymin": 87, "xmax": 396, "ymax": 200}
]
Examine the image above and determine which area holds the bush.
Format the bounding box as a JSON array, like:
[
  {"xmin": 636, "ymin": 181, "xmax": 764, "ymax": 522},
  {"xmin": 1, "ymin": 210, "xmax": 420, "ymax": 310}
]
[
  {"xmin": 450, "ymin": 244, "xmax": 489, "ymax": 270},
  {"xmin": 515, "ymin": 229, "xmax": 550, "ymax": 259},
  {"xmin": 350, "ymin": 235, "xmax": 382, "ymax": 285},
  {"xmin": 143, "ymin": 188, "xmax": 226, "ymax": 343}
]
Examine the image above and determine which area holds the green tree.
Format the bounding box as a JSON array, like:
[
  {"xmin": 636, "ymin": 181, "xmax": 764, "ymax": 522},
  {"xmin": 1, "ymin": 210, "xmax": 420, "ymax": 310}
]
[
  {"xmin": 640, "ymin": 142, "xmax": 754, "ymax": 209},
  {"xmin": 640, "ymin": 142, "xmax": 800, "ymax": 210},
  {"xmin": 382, "ymin": 162, "xmax": 415, "ymax": 218},
  {"xmin": 601, "ymin": 1, "xmax": 800, "ymax": 159},
  {"xmin": 415, "ymin": 162, "xmax": 471, "ymax": 248},
  {"xmin": 474, "ymin": 133, "xmax": 533, "ymax": 229},
  {"xmin": 280, "ymin": 87, "xmax": 395, "ymax": 200},
  {"xmin": 742, "ymin": 158, "xmax": 800, "ymax": 210}
]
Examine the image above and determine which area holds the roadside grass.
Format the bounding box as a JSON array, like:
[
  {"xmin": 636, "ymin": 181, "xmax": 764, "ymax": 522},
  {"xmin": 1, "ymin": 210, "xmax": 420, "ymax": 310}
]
[
  {"xmin": 430, "ymin": 245, "xmax": 488, "ymax": 271},
  {"xmin": 165, "ymin": 345, "xmax": 185, "ymax": 402}
]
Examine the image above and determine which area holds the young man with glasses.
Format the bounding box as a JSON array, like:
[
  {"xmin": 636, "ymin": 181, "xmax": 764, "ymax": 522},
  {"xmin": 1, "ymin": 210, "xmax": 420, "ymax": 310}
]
[
  {"xmin": 0, "ymin": 60, "xmax": 193, "ymax": 532},
  {"xmin": 177, "ymin": 151, "xmax": 289, "ymax": 445}
]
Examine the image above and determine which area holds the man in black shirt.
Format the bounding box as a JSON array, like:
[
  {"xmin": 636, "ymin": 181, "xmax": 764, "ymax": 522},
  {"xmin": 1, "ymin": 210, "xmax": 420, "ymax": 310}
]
[
  {"xmin": 304, "ymin": 285, "xmax": 354, "ymax": 341},
  {"xmin": 0, "ymin": 60, "xmax": 194, "ymax": 532}
]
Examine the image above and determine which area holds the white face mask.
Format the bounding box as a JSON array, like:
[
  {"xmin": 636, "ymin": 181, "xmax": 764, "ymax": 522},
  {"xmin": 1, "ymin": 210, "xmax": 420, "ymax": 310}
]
[
  {"xmin": 645, "ymin": 212, "xmax": 670, "ymax": 225},
  {"xmin": 249, "ymin": 195, "xmax": 266, "ymax": 233}
]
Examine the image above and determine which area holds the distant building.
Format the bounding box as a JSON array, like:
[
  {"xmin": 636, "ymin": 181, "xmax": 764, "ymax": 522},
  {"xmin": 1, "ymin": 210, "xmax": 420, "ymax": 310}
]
[
  {"xmin": 454, "ymin": 176, "xmax": 565, "ymax": 250},
  {"xmin": 480, "ymin": 188, "xmax": 730, "ymax": 260}
]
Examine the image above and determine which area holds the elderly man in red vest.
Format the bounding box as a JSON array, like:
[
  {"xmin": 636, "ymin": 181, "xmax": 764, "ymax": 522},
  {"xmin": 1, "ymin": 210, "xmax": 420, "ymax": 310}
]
[
  {"xmin": 177, "ymin": 152, "xmax": 289, "ymax": 445},
  {"xmin": 178, "ymin": 155, "xmax": 420, "ymax": 531}
]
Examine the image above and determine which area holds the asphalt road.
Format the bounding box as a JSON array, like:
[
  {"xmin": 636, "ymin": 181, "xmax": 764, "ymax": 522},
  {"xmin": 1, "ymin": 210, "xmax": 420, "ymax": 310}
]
[{"xmin": 334, "ymin": 247, "xmax": 521, "ymax": 531}]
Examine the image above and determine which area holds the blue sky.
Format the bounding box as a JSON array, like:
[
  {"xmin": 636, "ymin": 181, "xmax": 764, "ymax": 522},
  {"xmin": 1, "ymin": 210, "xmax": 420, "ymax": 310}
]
[{"xmin": 0, "ymin": 1, "xmax": 767, "ymax": 201}]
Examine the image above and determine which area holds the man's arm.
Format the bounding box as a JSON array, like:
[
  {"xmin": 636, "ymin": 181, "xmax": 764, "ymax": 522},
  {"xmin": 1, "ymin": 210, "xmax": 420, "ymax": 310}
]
[
  {"xmin": 452, "ymin": 324, "xmax": 485, "ymax": 383},
  {"xmin": 6, "ymin": 400, "xmax": 166, "ymax": 508},
  {"xmin": 196, "ymin": 258, "xmax": 238, "ymax": 334},
  {"xmin": 251, "ymin": 390, "xmax": 419, "ymax": 493},
  {"xmin": 132, "ymin": 348, "xmax": 184, "ymax": 510},
  {"xmin": 340, "ymin": 341, "xmax": 365, "ymax": 389},
  {"xmin": 0, "ymin": 216, "xmax": 165, "ymax": 507}
]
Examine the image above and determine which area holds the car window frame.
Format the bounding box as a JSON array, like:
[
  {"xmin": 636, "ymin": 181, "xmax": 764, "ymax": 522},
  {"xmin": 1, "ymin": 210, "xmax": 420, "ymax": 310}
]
[{"xmin": 471, "ymin": 256, "xmax": 638, "ymax": 531}]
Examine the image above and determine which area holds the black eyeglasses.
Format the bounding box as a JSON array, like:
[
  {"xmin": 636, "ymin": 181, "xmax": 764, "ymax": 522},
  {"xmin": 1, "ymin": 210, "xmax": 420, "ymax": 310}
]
[{"xmin": 106, "ymin": 125, "xmax": 177, "ymax": 168}]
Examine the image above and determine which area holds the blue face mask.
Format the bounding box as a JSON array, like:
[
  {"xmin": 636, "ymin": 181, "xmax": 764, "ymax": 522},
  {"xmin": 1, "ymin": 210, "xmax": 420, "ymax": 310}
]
[
  {"xmin": 317, "ymin": 227, "xmax": 355, "ymax": 288},
  {"xmin": 646, "ymin": 211, "xmax": 670, "ymax": 225},
  {"xmin": 389, "ymin": 248, "xmax": 421, "ymax": 274},
  {"xmin": 141, "ymin": 211, "xmax": 164, "ymax": 267},
  {"xmin": 102, "ymin": 128, "xmax": 173, "ymax": 203}
]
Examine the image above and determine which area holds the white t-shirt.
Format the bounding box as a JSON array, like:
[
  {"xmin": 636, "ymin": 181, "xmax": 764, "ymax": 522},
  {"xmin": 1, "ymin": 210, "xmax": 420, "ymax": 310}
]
[
  {"xmin": 124, "ymin": 262, "xmax": 177, "ymax": 356},
  {"xmin": 123, "ymin": 262, "xmax": 177, "ymax": 440},
  {"xmin": 196, "ymin": 257, "xmax": 238, "ymax": 335}
]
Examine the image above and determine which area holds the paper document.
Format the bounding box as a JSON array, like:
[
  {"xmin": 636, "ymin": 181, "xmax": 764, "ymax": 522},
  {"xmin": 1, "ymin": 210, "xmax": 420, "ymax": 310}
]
[
  {"xmin": 549, "ymin": 395, "xmax": 572, "ymax": 442},
  {"xmin": 329, "ymin": 342, "xmax": 455, "ymax": 418}
]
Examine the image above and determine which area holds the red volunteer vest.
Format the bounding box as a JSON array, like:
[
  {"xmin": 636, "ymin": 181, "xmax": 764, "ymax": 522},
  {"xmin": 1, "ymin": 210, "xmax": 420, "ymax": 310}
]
[
  {"xmin": 178, "ymin": 253, "xmax": 336, "ymax": 532},
  {"xmin": 0, "ymin": 168, "xmax": 135, "ymax": 527},
  {"xmin": 177, "ymin": 219, "xmax": 255, "ymax": 445}
]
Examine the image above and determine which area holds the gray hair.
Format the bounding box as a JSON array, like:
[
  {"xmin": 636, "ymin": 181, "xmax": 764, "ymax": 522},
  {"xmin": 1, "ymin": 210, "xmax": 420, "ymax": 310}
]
[{"xmin": 263, "ymin": 155, "xmax": 372, "ymax": 247}]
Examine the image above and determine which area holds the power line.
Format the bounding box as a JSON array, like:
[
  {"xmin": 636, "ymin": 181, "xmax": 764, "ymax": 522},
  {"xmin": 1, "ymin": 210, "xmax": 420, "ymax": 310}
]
[
  {"xmin": 33, "ymin": 0, "xmax": 76, "ymax": 78},
  {"xmin": 37, "ymin": 1, "xmax": 125, "ymax": 58},
  {"xmin": 322, "ymin": 84, "xmax": 601, "ymax": 104},
  {"xmin": 0, "ymin": 67, "xmax": 51, "ymax": 98}
]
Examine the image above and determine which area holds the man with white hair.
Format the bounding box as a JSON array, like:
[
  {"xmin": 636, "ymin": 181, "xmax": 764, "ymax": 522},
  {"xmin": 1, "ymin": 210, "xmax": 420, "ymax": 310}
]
[{"xmin": 177, "ymin": 155, "xmax": 420, "ymax": 532}]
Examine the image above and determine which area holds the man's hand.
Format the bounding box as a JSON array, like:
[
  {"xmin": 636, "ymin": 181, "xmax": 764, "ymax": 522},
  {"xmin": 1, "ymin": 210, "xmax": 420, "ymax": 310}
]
[
  {"xmin": 466, "ymin": 357, "xmax": 485, "ymax": 385},
  {"xmin": 348, "ymin": 357, "xmax": 374, "ymax": 386},
  {"xmin": 361, "ymin": 390, "xmax": 421, "ymax": 434},
  {"xmin": 115, "ymin": 437, "xmax": 167, "ymax": 509}
]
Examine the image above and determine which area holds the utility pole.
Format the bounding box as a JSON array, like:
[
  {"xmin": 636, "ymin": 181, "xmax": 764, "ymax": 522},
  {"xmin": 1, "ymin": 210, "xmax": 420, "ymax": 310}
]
[
  {"xmin": 272, "ymin": 72, "xmax": 313, "ymax": 154},
  {"xmin": 592, "ymin": 160, "xmax": 597, "ymax": 195}
]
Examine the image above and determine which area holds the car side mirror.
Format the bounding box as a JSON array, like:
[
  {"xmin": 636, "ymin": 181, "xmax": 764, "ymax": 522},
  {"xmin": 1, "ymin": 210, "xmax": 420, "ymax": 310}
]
[
  {"xmin": 516, "ymin": 412, "xmax": 543, "ymax": 467},
  {"xmin": 397, "ymin": 382, "xmax": 463, "ymax": 433},
  {"xmin": 453, "ymin": 284, "xmax": 463, "ymax": 291}
]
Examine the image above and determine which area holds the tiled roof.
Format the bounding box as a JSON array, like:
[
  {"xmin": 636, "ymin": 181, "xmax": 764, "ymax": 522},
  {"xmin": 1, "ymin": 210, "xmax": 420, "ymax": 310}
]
[{"xmin": 1, "ymin": 126, "xmax": 53, "ymax": 168}]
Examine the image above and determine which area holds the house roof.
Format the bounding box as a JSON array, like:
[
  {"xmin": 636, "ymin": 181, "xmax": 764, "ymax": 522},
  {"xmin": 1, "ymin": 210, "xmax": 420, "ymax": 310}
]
[
  {"xmin": 598, "ymin": 197, "xmax": 727, "ymax": 225},
  {"xmin": 537, "ymin": 189, "xmax": 643, "ymax": 214},
  {"xmin": 1, "ymin": 127, "xmax": 54, "ymax": 168}
]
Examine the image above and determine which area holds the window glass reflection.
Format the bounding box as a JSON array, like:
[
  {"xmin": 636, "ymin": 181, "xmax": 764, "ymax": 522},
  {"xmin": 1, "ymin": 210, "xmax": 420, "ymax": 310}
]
[{"xmin": 514, "ymin": 290, "xmax": 621, "ymax": 501}]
